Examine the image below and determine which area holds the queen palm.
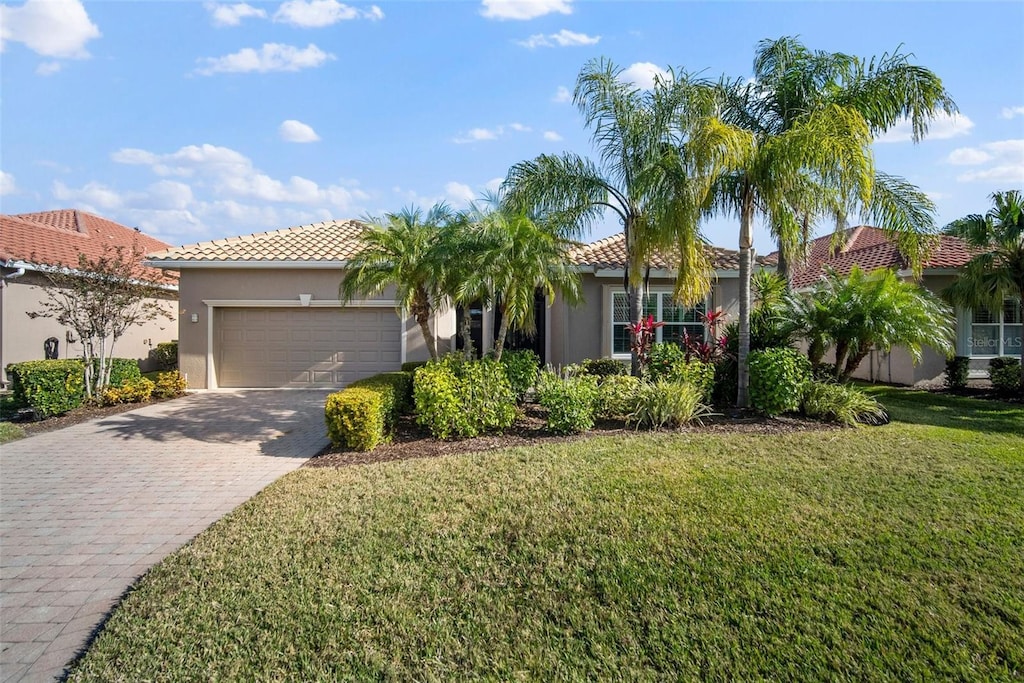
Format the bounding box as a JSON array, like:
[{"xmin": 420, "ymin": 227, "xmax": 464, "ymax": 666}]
[
  {"xmin": 503, "ymin": 58, "xmax": 732, "ymax": 375},
  {"xmin": 339, "ymin": 204, "xmax": 452, "ymax": 360},
  {"xmin": 944, "ymin": 190, "xmax": 1024, "ymax": 390},
  {"xmin": 715, "ymin": 37, "xmax": 955, "ymax": 406}
]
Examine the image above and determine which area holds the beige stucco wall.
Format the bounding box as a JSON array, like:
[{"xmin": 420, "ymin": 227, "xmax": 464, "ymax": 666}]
[
  {"xmin": 174, "ymin": 267, "xmax": 454, "ymax": 389},
  {"xmin": 1, "ymin": 271, "xmax": 177, "ymax": 379},
  {"xmin": 548, "ymin": 272, "xmax": 742, "ymax": 367}
]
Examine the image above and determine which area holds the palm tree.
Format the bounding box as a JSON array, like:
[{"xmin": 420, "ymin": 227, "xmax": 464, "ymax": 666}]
[
  {"xmin": 339, "ymin": 204, "xmax": 452, "ymax": 360},
  {"xmin": 714, "ymin": 37, "xmax": 956, "ymax": 406},
  {"xmin": 436, "ymin": 211, "xmax": 491, "ymax": 360},
  {"xmin": 502, "ymin": 58, "xmax": 733, "ymax": 375},
  {"xmin": 790, "ymin": 266, "xmax": 954, "ymax": 379},
  {"xmin": 944, "ymin": 190, "xmax": 1024, "ymax": 389}
]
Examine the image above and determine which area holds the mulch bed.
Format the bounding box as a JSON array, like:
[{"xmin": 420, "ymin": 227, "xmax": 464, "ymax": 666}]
[
  {"xmin": 915, "ymin": 380, "xmax": 1023, "ymax": 404},
  {"xmin": 305, "ymin": 406, "xmax": 839, "ymax": 469}
]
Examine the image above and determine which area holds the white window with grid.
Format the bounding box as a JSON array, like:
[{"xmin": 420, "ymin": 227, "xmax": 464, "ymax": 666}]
[
  {"xmin": 611, "ymin": 290, "xmax": 707, "ymax": 357},
  {"xmin": 969, "ymin": 298, "xmax": 1022, "ymax": 358}
]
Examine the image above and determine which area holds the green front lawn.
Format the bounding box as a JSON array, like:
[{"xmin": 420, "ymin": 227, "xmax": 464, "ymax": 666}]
[{"xmin": 71, "ymin": 389, "xmax": 1023, "ymax": 680}]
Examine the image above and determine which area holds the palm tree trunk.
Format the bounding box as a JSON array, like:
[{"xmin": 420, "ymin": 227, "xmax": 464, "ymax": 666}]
[
  {"xmin": 493, "ymin": 304, "xmax": 511, "ymax": 361},
  {"xmin": 459, "ymin": 303, "xmax": 474, "ymax": 360},
  {"xmin": 833, "ymin": 339, "xmax": 849, "ymax": 380},
  {"xmin": 842, "ymin": 344, "xmax": 871, "ymax": 380},
  {"xmin": 412, "ymin": 289, "xmax": 438, "ymax": 360},
  {"xmin": 737, "ymin": 192, "xmax": 754, "ymax": 408},
  {"xmin": 628, "ymin": 283, "xmax": 643, "ymax": 377}
]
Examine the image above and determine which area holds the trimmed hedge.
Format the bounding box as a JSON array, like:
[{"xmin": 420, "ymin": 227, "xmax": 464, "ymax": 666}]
[
  {"xmin": 581, "ymin": 357, "xmax": 628, "ymax": 380},
  {"xmin": 92, "ymin": 358, "xmax": 142, "ymax": 388},
  {"xmin": 151, "ymin": 341, "xmax": 178, "ymax": 371},
  {"xmin": 989, "ymin": 357, "xmax": 1022, "ymax": 395},
  {"xmin": 944, "ymin": 356, "xmax": 970, "ymax": 390},
  {"xmin": 6, "ymin": 360, "xmax": 85, "ymax": 418},
  {"xmin": 401, "ymin": 361, "xmax": 428, "ymax": 373},
  {"xmin": 749, "ymin": 347, "xmax": 812, "ymax": 416},
  {"xmin": 413, "ymin": 356, "xmax": 517, "ymax": 439},
  {"xmin": 324, "ymin": 371, "xmax": 415, "ymax": 451},
  {"xmin": 349, "ymin": 371, "xmax": 413, "ymax": 430},
  {"xmin": 536, "ymin": 372, "xmax": 598, "ymax": 434}
]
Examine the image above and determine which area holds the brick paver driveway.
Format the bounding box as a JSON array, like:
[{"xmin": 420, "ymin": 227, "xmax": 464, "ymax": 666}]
[{"xmin": 0, "ymin": 390, "xmax": 331, "ymax": 682}]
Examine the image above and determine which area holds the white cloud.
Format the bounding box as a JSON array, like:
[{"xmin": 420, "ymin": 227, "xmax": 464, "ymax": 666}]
[
  {"xmin": 480, "ymin": 0, "xmax": 572, "ymax": 20},
  {"xmin": 279, "ymin": 119, "xmax": 321, "ymax": 143},
  {"xmin": 273, "ymin": 0, "xmax": 383, "ymax": 27},
  {"xmin": 145, "ymin": 180, "xmax": 194, "ymax": 210},
  {"xmin": 543, "ymin": 130, "xmax": 563, "ymax": 141},
  {"xmin": 35, "ymin": 61, "xmax": 61, "ymax": 76},
  {"xmin": 552, "ymin": 85, "xmax": 571, "ymax": 103},
  {"xmin": 205, "ymin": 2, "xmax": 267, "ymax": 26},
  {"xmin": 0, "ymin": 171, "xmax": 17, "ymax": 196},
  {"xmin": 0, "ymin": 0, "xmax": 100, "ymax": 59},
  {"xmin": 948, "ymin": 139, "xmax": 1024, "ymax": 184},
  {"xmin": 485, "ymin": 177, "xmax": 504, "ymax": 193},
  {"xmin": 195, "ymin": 43, "xmax": 334, "ymax": 75},
  {"xmin": 875, "ymin": 111, "xmax": 974, "ymax": 144},
  {"xmin": 444, "ymin": 181, "xmax": 476, "ymax": 206},
  {"xmin": 53, "ymin": 180, "xmax": 124, "ymax": 209},
  {"xmin": 517, "ymin": 28, "xmax": 599, "ymax": 49},
  {"xmin": 453, "ymin": 127, "xmax": 500, "ymax": 144},
  {"xmin": 621, "ymin": 62, "xmax": 670, "ymax": 90},
  {"xmin": 509, "ymin": 122, "xmax": 532, "ymax": 132},
  {"xmin": 1000, "ymin": 106, "xmax": 1024, "ymax": 120}
]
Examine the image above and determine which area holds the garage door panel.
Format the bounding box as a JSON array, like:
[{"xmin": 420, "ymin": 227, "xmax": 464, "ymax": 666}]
[{"xmin": 216, "ymin": 307, "xmax": 401, "ymax": 388}]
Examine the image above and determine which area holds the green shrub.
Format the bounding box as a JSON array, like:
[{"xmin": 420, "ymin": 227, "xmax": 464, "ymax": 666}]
[
  {"xmin": 153, "ymin": 371, "xmax": 188, "ymax": 399},
  {"xmin": 537, "ymin": 374, "xmax": 599, "ymax": 434},
  {"xmin": 500, "ymin": 349, "xmax": 541, "ymax": 401},
  {"xmin": 802, "ymin": 382, "xmax": 889, "ymax": 426},
  {"xmin": 989, "ymin": 357, "xmax": 1022, "ymax": 395},
  {"xmin": 627, "ymin": 380, "xmax": 712, "ymax": 429},
  {"xmin": 152, "ymin": 341, "xmax": 178, "ymax": 371},
  {"xmin": 595, "ymin": 374, "xmax": 641, "ymax": 419},
  {"xmin": 712, "ymin": 356, "xmax": 738, "ymax": 407},
  {"xmin": 646, "ymin": 342, "xmax": 686, "ymax": 382},
  {"xmin": 6, "ymin": 360, "xmax": 85, "ymax": 418},
  {"xmin": 667, "ymin": 359, "xmax": 715, "ymax": 403},
  {"xmin": 92, "ymin": 357, "xmax": 142, "ymax": 388},
  {"xmin": 325, "ymin": 388, "xmax": 385, "ymax": 451},
  {"xmin": 102, "ymin": 377, "xmax": 155, "ymax": 405},
  {"xmin": 413, "ymin": 357, "xmax": 517, "ymax": 439},
  {"xmin": 944, "ymin": 356, "xmax": 970, "ymax": 390},
  {"xmin": 748, "ymin": 347, "xmax": 812, "ymax": 416},
  {"xmin": 350, "ymin": 371, "xmax": 413, "ymax": 429},
  {"xmin": 401, "ymin": 360, "xmax": 428, "ymax": 373},
  {"xmin": 581, "ymin": 357, "xmax": 628, "ymax": 380}
]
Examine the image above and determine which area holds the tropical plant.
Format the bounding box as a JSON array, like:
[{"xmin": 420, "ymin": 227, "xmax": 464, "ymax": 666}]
[
  {"xmin": 943, "ymin": 190, "xmax": 1024, "ymax": 390},
  {"xmin": 711, "ymin": 37, "xmax": 955, "ymax": 406},
  {"xmin": 790, "ymin": 266, "xmax": 954, "ymax": 380},
  {"xmin": 503, "ymin": 58, "xmax": 736, "ymax": 375},
  {"xmin": 627, "ymin": 380, "xmax": 713, "ymax": 429},
  {"xmin": 339, "ymin": 204, "xmax": 453, "ymax": 360},
  {"xmin": 801, "ymin": 381, "xmax": 889, "ymax": 427}
]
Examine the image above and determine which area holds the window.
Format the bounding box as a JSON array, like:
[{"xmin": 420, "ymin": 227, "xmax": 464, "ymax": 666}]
[
  {"xmin": 969, "ymin": 298, "xmax": 1022, "ymax": 357},
  {"xmin": 611, "ymin": 291, "xmax": 706, "ymax": 356}
]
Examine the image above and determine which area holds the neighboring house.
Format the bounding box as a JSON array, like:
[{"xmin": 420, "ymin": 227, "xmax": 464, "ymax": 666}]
[
  {"xmin": 0, "ymin": 209, "xmax": 179, "ymax": 376},
  {"xmin": 148, "ymin": 220, "xmax": 773, "ymax": 390},
  {"xmin": 784, "ymin": 225, "xmax": 1016, "ymax": 384}
]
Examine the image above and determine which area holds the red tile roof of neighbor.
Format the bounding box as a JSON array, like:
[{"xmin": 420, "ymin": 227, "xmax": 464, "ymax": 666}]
[
  {"xmin": 0, "ymin": 209, "xmax": 177, "ymax": 285},
  {"xmin": 781, "ymin": 226, "xmax": 975, "ymax": 288}
]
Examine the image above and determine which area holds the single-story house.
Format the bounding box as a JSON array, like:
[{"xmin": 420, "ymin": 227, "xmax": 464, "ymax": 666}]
[
  {"xmin": 148, "ymin": 220, "xmax": 774, "ymax": 390},
  {"xmin": 785, "ymin": 225, "xmax": 1019, "ymax": 384},
  {"xmin": 1, "ymin": 209, "xmax": 179, "ymax": 375}
]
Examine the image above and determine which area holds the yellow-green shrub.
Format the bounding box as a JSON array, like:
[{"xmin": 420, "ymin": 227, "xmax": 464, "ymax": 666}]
[
  {"xmin": 6, "ymin": 360, "xmax": 85, "ymax": 417},
  {"xmin": 153, "ymin": 371, "xmax": 188, "ymax": 399},
  {"xmin": 325, "ymin": 388, "xmax": 385, "ymax": 451},
  {"xmin": 349, "ymin": 371, "xmax": 413, "ymax": 430},
  {"xmin": 102, "ymin": 377, "xmax": 155, "ymax": 405}
]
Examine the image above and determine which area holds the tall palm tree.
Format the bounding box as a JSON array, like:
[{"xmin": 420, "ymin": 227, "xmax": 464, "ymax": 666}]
[
  {"xmin": 944, "ymin": 190, "xmax": 1024, "ymax": 389},
  {"xmin": 339, "ymin": 204, "xmax": 452, "ymax": 360},
  {"xmin": 715, "ymin": 37, "xmax": 956, "ymax": 406},
  {"xmin": 502, "ymin": 58, "xmax": 733, "ymax": 375}
]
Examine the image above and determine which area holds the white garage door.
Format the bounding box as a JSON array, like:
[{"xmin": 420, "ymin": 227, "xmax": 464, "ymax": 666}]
[{"xmin": 215, "ymin": 307, "xmax": 401, "ymax": 388}]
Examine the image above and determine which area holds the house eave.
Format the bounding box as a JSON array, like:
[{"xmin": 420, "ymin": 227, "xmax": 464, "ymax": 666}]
[
  {"xmin": 145, "ymin": 259, "xmax": 350, "ymax": 270},
  {"xmin": 4, "ymin": 259, "xmax": 179, "ymax": 292}
]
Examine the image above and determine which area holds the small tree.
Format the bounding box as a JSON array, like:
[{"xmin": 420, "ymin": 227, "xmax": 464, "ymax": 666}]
[{"xmin": 27, "ymin": 243, "xmax": 173, "ymax": 399}]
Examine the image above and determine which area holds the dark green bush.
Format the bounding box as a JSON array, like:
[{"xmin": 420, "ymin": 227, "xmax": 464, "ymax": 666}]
[
  {"xmin": 595, "ymin": 375, "xmax": 641, "ymax": 419},
  {"xmin": 413, "ymin": 357, "xmax": 516, "ymax": 439},
  {"xmin": 749, "ymin": 347, "xmax": 812, "ymax": 416},
  {"xmin": 801, "ymin": 382, "xmax": 889, "ymax": 426},
  {"xmin": 92, "ymin": 358, "xmax": 141, "ymax": 388},
  {"xmin": 6, "ymin": 360, "xmax": 85, "ymax": 418},
  {"xmin": 581, "ymin": 357, "xmax": 628, "ymax": 380},
  {"xmin": 151, "ymin": 341, "xmax": 178, "ymax": 371},
  {"xmin": 325, "ymin": 388, "xmax": 385, "ymax": 451},
  {"xmin": 944, "ymin": 356, "xmax": 971, "ymax": 390},
  {"xmin": 537, "ymin": 373, "xmax": 599, "ymax": 434},
  {"xmin": 401, "ymin": 361, "xmax": 428, "ymax": 372},
  {"xmin": 989, "ymin": 357, "xmax": 1022, "ymax": 395},
  {"xmin": 500, "ymin": 349, "xmax": 541, "ymax": 401},
  {"xmin": 646, "ymin": 343, "xmax": 686, "ymax": 382},
  {"xmin": 627, "ymin": 380, "xmax": 712, "ymax": 429},
  {"xmin": 350, "ymin": 371, "xmax": 413, "ymax": 429}
]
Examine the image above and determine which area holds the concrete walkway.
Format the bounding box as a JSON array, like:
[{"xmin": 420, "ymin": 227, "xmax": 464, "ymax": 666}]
[{"xmin": 0, "ymin": 390, "xmax": 331, "ymax": 682}]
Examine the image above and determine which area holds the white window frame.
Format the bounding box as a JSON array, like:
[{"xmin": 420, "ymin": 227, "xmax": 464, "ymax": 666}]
[
  {"xmin": 609, "ymin": 289, "xmax": 709, "ymax": 359},
  {"xmin": 967, "ymin": 297, "xmax": 1022, "ymax": 359}
]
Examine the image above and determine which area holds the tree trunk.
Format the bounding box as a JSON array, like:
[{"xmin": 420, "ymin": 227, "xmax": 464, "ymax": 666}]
[
  {"xmin": 842, "ymin": 343, "xmax": 871, "ymax": 380},
  {"xmin": 412, "ymin": 289, "xmax": 437, "ymax": 360},
  {"xmin": 493, "ymin": 304, "xmax": 512, "ymax": 361},
  {"xmin": 736, "ymin": 193, "xmax": 754, "ymax": 408},
  {"xmin": 459, "ymin": 303, "xmax": 474, "ymax": 360},
  {"xmin": 775, "ymin": 236, "xmax": 789, "ymax": 289},
  {"xmin": 628, "ymin": 283, "xmax": 643, "ymax": 377},
  {"xmin": 833, "ymin": 339, "xmax": 849, "ymax": 380}
]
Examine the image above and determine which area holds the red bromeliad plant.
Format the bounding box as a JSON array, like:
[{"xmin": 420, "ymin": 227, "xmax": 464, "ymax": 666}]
[
  {"xmin": 629, "ymin": 314, "xmax": 664, "ymax": 372},
  {"xmin": 683, "ymin": 309, "xmax": 730, "ymax": 363}
]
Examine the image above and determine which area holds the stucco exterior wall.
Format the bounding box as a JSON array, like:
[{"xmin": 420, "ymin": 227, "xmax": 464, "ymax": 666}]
[
  {"xmin": 1, "ymin": 271, "xmax": 177, "ymax": 379},
  {"xmin": 174, "ymin": 267, "xmax": 454, "ymax": 389}
]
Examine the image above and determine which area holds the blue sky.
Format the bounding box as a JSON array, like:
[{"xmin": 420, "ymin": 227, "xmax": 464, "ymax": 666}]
[{"xmin": 1, "ymin": 0, "xmax": 1022, "ymax": 253}]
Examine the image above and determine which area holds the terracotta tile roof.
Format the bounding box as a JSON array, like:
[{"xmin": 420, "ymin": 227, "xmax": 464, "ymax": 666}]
[
  {"xmin": 1, "ymin": 209, "xmax": 176, "ymax": 285},
  {"xmin": 782, "ymin": 225, "xmax": 975, "ymax": 288},
  {"xmin": 147, "ymin": 219, "xmax": 368, "ymax": 263},
  {"xmin": 567, "ymin": 232, "xmax": 776, "ymax": 271}
]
